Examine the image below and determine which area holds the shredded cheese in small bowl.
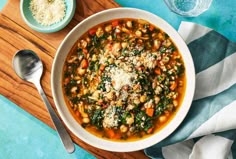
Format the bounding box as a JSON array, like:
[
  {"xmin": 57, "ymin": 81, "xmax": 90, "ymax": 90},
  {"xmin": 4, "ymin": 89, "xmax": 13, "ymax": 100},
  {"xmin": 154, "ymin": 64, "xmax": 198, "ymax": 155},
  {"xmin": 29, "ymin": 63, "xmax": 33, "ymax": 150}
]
[
  {"xmin": 20, "ymin": 0, "xmax": 76, "ymax": 33},
  {"xmin": 29, "ymin": 0, "xmax": 66, "ymax": 26}
]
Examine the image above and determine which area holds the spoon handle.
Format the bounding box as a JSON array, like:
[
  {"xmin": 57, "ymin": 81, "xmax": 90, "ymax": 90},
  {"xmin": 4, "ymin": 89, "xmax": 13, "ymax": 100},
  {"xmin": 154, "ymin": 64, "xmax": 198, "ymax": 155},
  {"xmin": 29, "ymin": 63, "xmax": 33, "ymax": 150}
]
[{"xmin": 34, "ymin": 80, "xmax": 75, "ymax": 153}]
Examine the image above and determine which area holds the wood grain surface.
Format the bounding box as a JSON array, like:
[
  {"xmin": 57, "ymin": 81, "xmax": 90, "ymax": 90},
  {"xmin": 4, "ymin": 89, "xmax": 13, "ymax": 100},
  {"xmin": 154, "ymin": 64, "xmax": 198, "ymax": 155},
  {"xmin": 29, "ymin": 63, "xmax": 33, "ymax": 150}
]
[{"xmin": 0, "ymin": 0, "xmax": 149, "ymax": 158}]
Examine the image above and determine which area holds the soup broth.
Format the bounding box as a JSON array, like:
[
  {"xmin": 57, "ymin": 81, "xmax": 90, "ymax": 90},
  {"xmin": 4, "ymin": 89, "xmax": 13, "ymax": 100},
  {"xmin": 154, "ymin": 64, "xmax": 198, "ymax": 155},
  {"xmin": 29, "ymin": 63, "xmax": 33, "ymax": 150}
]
[{"xmin": 62, "ymin": 18, "xmax": 186, "ymax": 141}]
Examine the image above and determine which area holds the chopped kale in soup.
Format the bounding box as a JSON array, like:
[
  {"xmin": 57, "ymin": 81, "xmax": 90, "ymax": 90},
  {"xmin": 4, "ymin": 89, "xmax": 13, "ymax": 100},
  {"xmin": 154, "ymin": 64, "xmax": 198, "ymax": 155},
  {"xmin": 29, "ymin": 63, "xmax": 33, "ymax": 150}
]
[{"xmin": 62, "ymin": 18, "xmax": 186, "ymax": 141}]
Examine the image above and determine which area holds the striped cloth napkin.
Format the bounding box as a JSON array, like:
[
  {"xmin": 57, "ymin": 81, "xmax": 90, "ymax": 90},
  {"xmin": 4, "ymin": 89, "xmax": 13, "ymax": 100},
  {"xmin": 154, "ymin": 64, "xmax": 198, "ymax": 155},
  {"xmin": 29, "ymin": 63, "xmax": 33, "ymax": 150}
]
[{"xmin": 144, "ymin": 22, "xmax": 236, "ymax": 159}]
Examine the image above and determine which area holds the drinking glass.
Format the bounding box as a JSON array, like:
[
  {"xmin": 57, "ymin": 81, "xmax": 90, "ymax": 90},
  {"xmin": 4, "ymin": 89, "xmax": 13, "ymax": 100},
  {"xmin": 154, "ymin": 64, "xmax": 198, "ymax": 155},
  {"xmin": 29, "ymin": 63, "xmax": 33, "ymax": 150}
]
[{"xmin": 164, "ymin": 0, "xmax": 213, "ymax": 17}]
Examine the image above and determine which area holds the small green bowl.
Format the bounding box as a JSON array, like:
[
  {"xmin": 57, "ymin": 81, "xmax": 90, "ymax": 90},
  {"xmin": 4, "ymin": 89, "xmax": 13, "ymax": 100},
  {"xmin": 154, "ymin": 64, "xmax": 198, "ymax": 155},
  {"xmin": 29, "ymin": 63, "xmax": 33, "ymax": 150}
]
[{"xmin": 20, "ymin": 0, "xmax": 76, "ymax": 33}]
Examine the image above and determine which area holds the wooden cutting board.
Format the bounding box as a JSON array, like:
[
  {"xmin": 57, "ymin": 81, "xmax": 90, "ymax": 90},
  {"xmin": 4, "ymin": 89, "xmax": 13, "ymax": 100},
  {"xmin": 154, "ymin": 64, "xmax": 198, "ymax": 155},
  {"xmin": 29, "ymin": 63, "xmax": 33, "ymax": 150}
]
[{"xmin": 0, "ymin": 0, "xmax": 148, "ymax": 158}]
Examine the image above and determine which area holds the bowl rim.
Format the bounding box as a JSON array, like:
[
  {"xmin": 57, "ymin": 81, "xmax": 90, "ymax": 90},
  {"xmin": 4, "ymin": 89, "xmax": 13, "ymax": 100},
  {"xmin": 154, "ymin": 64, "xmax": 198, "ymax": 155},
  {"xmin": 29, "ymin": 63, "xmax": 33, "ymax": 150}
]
[
  {"xmin": 20, "ymin": 0, "xmax": 76, "ymax": 33},
  {"xmin": 51, "ymin": 7, "xmax": 196, "ymax": 152}
]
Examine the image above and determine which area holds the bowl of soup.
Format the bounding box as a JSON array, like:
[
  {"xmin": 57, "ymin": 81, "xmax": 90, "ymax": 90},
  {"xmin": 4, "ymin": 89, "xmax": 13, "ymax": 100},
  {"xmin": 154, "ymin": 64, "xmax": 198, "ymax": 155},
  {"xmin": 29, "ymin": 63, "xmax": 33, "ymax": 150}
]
[{"xmin": 51, "ymin": 8, "xmax": 195, "ymax": 152}]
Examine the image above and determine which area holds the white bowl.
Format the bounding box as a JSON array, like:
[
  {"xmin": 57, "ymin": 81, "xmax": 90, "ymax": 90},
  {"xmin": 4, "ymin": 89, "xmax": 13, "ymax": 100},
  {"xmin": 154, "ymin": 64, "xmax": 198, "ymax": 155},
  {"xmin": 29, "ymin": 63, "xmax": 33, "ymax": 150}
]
[{"xmin": 51, "ymin": 8, "xmax": 195, "ymax": 152}]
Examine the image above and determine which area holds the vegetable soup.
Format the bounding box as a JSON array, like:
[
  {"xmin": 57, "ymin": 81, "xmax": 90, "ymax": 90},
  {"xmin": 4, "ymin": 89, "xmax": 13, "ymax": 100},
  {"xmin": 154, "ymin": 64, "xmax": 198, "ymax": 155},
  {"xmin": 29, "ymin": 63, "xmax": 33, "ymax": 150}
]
[{"xmin": 62, "ymin": 18, "xmax": 186, "ymax": 141}]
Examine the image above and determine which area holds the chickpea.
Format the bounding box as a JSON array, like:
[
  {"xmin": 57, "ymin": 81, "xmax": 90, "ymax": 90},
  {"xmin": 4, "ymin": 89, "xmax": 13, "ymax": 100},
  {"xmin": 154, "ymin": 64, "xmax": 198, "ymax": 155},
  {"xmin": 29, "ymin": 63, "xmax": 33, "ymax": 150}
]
[
  {"xmin": 80, "ymin": 39, "xmax": 87, "ymax": 49},
  {"xmin": 115, "ymin": 59, "xmax": 121, "ymax": 65},
  {"xmin": 78, "ymin": 103, "xmax": 88, "ymax": 118},
  {"xmin": 70, "ymin": 86, "xmax": 77, "ymax": 93},
  {"xmin": 127, "ymin": 104, "xmax": 135, "ymax": 111},
  {"xmin": 159, "ymin": 115, "xmax": 167, "ymax": 123},
  {"xmin": 83, "ymin": 88, "xmax": 88, "ymax": 95},
  {"xmin": 121, "ymin": 27, "xmax": 130, "ymax": 33},
  {"xmin": 137, "ymin": 19, "xmax": 148, "ymax": 24},
  {"xmin": 110, "ymin": 101, "xmax": 116, "ymax": 106},
  {"xmin": 155, "ymin": 86, "xmax": 162, "ymax": 94},
  {"xmin": 120, "ymin": 125, "xmax": 128, "ymax": 133},
  {"xmin": 173, "ymin": 100, "xmax": 178, "ymax": 107},
  {"xmin": 141, "ymin": 28, "xmax": 147, "ymax": 33},
  {"xmin": 140, "ymin": 95, "xmax": 147, "ymax": 103},
  {"xmin": 96, "ymin": 27, "xmax": 104, "ymax": 37},
  {"xmin": 115, "ymin": 27, "xmax": 121, "ymax": 34},
  {"xmin": 135, "ymin": 30, "xmax": 142, "ymax": 37},
  {"xmin": 134, "ymin": 97, "xmax": 140, "ymax": 105},
  {"xmin": 78, "ymin": 68, "xmax": 86, "ymax": 75},
  {"xmin": 82, "ymin": 117, "xmax": 90, "ymax": 124},
  {"xmin": 154, "ymin": 96, "xmax": 160, "ymax": 104},
  {"xmin": 85, "ymin": 36, "xmax": 91, "ymax": 43},
  {"xmin": 74, "ymin": 76, "xmax": 81, "ymax": 80},
  {"xmin": 133, "ymin": 84, "xmax": 141, "ymax": 91},
  {"xmin": 116, "ymin": 100, "xmax": 123, "ymax": 106},
  {"xmin": 108, "ymin": 58, "xmax": 114, "ymax": 64},
  {"xmin": 81, "ymin": 112, "xmax": 88, "ymax": 118},
  {"xmin": 126, "ymin": 20, "xmax": 132, "ymax": 28},
  {"xmin": 153, "ymin": 39, "xmax": 161, "ymax": 49},
  {"xmin": 107, "ymin": 35, "xmax": 112, "ymax": 41},
  {"xmin": 105, "ymin": 24, "xmax": 112, "ymax": 32},
  {"xmin": 92, "ymin": 54, "xmax": 97, "ymax": 61},
  {"xmin": 163, "ymin": 39, "xmax": 172, "ymax": 47},
  {"xmin": 92, "ymin": 90, "xmax": 100, "ymax": 100},
  {"xmin": 152, "ymin": 81, "xmax": 157, "ymax": 89},
  {"xmin": 121, "ymin": 42, "xmax": 128, "ymax": 48},
  {"xmin": 157, "ymin": 33, "xmax": 164, "ymax": 41},
  {"xmin": 106, "ymin": 91, "xmax": 114, "ymax": 100},
  {"xmin": 113, "ymin": 42, "xmax": 121, "ymax": 52},
  {"xmin": 67, "ymin": 56, "xmax": 77, "ymax": 63},
  {"xmin": 152, "ymin": 33, "xmax": 158, "ymax": 38},
  {"xmin": 126, "ymin": 115, "xmax": 134, "ymax": 125},
  {"xmin": 73, "ymin": 104, "xmax": 78, "ymax": 111}
]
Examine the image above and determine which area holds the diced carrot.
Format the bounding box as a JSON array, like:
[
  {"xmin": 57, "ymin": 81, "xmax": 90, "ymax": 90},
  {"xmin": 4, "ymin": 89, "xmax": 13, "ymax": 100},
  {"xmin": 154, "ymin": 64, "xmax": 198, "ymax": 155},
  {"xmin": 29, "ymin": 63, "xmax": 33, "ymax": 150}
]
[
  {"xmin": 64, "ymin": 77, "xmax": 70, "ymax": 85},
  {"xmin": 112, "ymin": 20, "xmax": 119, "ymax": 27},
  {"xmin": 80, "ymin": 59, "xmax": 88, "ymax": 69},
  {"xmin": 173, "ymin": 51, "xmax": 178, "ymax": 56},
  {"xmin": 99, "ymin": 64, "xmax": 105, "ymax": 71},
  {"xmin": 147, "ymin": 127, "xmax": 154, "ymax": 134},
  {"xmin": 102, "ymin": 104, "xmax": 108, "ymax": 109},
  {"xmin": 111, "ymin": 80, "xmax": 115, "ymax": 86},
  {"xmin": 97, "ymin": 99, "xmax": 103, "ymax": 105},
  {"xmin": 154, "ymin": 68, "xmax": 161, "ymax": 75},
  {"xmin": 149, "ymin": 25, "xmax": 154, "ymax": 31},
  {"xmin": 106, "ymin": 129, "xmax": 115, "ymax": 138},
  {"xmin": 75, "ymin": 110, "xmax": 80, "ymax": 117},
  {"xmin": 114, "ymin": 133, "xmax": 122, "ymax": 139},
  {"xmin": 156, "ymin": 60, "xmax": 162, "ymax": 67},
  {"xmin": 170, "ymin": 81, "xmax": 177, "ymax": 91},
  {"xmin": 82, "ymin": 49, "xmax": 88, "ymax": 55},
  {"xmin": 89, "ymin": 29, "xmax": 96, "ymax": 36},
  {"xmin": 146, "ymin": 108, "xmax": 154, "ymax": 117}
]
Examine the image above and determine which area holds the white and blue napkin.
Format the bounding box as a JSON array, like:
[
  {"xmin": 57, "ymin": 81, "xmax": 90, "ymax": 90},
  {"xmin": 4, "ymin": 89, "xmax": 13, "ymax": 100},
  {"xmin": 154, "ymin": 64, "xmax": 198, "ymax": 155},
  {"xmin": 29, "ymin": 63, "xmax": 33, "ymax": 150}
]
[{"xmin": 144, "ymin": 22, "xmax": 236, "ymax": 159}]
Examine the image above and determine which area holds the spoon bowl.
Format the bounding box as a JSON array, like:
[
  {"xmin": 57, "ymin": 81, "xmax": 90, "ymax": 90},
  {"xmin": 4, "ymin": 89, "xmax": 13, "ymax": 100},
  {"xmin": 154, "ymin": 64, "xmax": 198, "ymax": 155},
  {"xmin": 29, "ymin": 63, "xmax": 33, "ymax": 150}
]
[
  {"xmin": 13, "ymin": 50, "xmax": 42, "ymax": 82},
  {"xmin": 12, "ymin": 50, "xmax": 75, "ymax": 153}
]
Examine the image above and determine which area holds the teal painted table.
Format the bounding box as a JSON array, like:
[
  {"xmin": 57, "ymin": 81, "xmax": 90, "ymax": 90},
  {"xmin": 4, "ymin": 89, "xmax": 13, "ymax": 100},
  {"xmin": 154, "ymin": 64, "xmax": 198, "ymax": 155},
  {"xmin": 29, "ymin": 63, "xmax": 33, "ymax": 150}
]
[
  {"xmin": 117, "ymin": 0, "xmax": 236, "ymax": 42},
  {"xmin": 0, "ymin": 95, "xmax": 95, "ymax": 159},
  {"xmin": 0, "ymin": 0, "xmax": 7, "ymax": 10},
  {"xmin": 1, "ymin": 0, "xmax": 236, "ymax": 159}
]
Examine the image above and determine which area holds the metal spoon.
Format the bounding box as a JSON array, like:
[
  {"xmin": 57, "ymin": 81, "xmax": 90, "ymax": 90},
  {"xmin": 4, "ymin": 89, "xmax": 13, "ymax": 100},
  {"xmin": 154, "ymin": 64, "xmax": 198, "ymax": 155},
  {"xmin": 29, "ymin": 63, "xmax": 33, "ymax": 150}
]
[{"xmin": 12, "ymin": 50, "xmax": 75, "ymax": 153}]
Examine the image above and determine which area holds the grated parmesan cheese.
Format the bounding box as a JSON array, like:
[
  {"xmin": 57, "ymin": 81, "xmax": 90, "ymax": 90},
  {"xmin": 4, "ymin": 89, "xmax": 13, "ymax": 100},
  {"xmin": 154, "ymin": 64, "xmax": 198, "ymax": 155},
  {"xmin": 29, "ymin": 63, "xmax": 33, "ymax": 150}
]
[
  {"xmin": 110, "ymin": 67, "xmax": 134, "ymax": 91},
  {"xmin": 29, "ymin": 0, "xmax": 66, "ymax": 26},
  {"xmin": 103, "ymin": 106, "xmax": 119, "ymax": 128}
]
